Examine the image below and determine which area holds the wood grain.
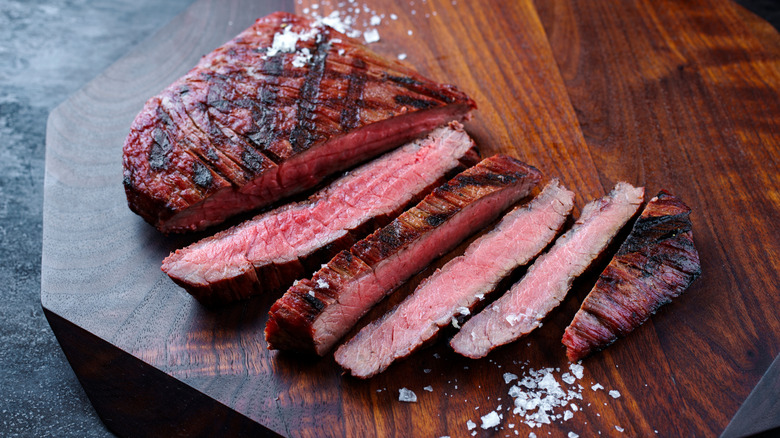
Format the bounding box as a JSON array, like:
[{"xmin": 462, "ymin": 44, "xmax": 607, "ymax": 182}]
[
  {"xmin": 535, "ymin": 1, "xmax": 780, "ymax": 435},
  {"xmin": 41, "ymin": 0, "xmax": 780, "ymax": 437}
]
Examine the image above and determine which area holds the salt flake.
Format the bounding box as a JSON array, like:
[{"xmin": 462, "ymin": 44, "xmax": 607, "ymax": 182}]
[
  {"xmin": 569, "ymin": 363, "xmax": 584, "ymax": 379},
  {"xmin": 363, "ymin": 29, "xmax": 380, "ymax": 43},
  {"xmin": 480, "ymin": 411, "xmax": 501, "ymax": 429},
  {"xmin": 315, "ymin": 277, "xmax": 329, "ymax": 289},
  {"xmin": 398, "ymin": 388, "xmax": 417, "ymax": 402}
]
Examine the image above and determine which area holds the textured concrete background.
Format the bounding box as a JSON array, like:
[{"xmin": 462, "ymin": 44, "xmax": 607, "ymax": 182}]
[
  {"xmin": 0, "ymin": 1, "xmax": 776, "ymax": 437},
  {"xmin": 0, "ymin": 2, "xmax": 192, "ymax": 436}
]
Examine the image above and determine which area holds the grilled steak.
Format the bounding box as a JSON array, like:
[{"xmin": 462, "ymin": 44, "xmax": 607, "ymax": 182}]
[
  {"xmin": 335, "ymin": 180, "xmax": 574, "ymax": 377},
  {"xmin": 123, "ymin": 12, "xmax": 476, "ymax": 233},
  {"xmin": 264, "ymin": 155, "xmax": 542, "ymax": 355},
  {"xmin": 162, "ymin": 123, "xmax": 479, "ymax": 306},
  {"xmin": 451, "ymin": 182, "xmax": 644, "ymax": 359},
  {"xmin": 561, "ymin": 191, "xmax": 701, "ymax": 361}
]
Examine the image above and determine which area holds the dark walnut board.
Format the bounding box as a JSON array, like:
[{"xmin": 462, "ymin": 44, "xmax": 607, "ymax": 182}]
[{"xmin": 42, "ymin": 0, "xmax": 780, "ymax": 436}]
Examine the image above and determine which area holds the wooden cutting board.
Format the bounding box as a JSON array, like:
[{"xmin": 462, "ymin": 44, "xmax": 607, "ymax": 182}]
[{"xmin": 42, "ymin": 0, "xmax": 780, "ymax": 436}]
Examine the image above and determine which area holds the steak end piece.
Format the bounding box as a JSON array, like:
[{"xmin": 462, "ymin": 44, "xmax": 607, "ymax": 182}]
[
  {"xmin": 334, "ymin": 179, "xmax": 575, "ymax": 378},
  {"xmin": 161, "ymin": 122, "xmax": 479, "ymax": 306},
  {"xmin": 123, "ymin": 11, "xmax": 476, "ymax": 233},
  {"xmin": 450, "ymin": 182, "xmax": 645, "ymax": 359},
  {"xmin": 265, "ymin": 155, "xmax": 543, "ymax": 356},
  {"xmin": 562, "ymin": 191, "xmax": 701, "ymax": 361}
]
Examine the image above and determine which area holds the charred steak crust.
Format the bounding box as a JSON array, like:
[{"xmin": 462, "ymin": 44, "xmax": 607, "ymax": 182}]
[
  {"xmin": 264, "ymin": 155, "xmax": 543, "ymax": 356},
  {"xmin": 161, "ymin": 123, "xmax": 480, "ymax": 306},
  {"xmin": 123, "ymin": 11, "xmax": 476, "ymax": 233},
  {"xmin": 562, "ymin": 191, "xmax": 701, "ymax": 361}
]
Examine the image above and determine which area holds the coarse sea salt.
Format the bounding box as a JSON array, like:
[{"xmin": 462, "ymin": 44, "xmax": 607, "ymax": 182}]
[
  {"xmin": 609, "ymin": 390, "xmax": 621, "ymax": 399},
  {"xmin": 456, "ymin": 306, "xmax": 470, "ymax": 316},
  {"xmin": 315, "ymin": 277, "xmax": 329, "ymax": 289},
  {"xmin": 363, "ymin": 28, "xmax": 380, "ymax": 43},
  {"xmin": 569, "ymin": 363, "xmax": 584, "ymax": 379},
  {"xmin": 398, "ymin": 388, "xmax": 417, "ymax": 402},
  {"xmin": 480, "ymin": 411, "xmax": 501, "ymax": 429},
  {"xmin": 265, "ymin": 25, "xmax": 318, "ymax": 58}
]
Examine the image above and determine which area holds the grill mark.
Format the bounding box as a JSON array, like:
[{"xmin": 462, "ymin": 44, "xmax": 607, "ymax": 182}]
[
  {"xmin": 340, "ymin": 57, "xmax": 367, "ymax": 131},
  {"xmin": 440, "ymin": 172, "xmax": 519, "ymax": 192},
  {"xmin": 386, "ymin": 73, "xmax": 457, "ymax": 103},
  {"xmin": 394, "ymin": 94, "xmax": 439, "ymax": 109},
  {"xmin": 386, "ymin": 74, "xmax": 424, "ymax": 87},
  {"xmin": 241, "ymin": 148, "xmax": 266, "ymax": 171},
  {"xmin": 220, "ymin": 59, "xmax": 284, "ymax": 158},
  {"xmin": 247, "ymin": 77, "xmax": 281, "ymax": 151},
  {"xmin": 425, "ymin": 213, "xmax": 448, "ymax": 227},
  {"xmin": 289, "ymin": 30, "xmax": 331, "ymax": 153},
  {"xmin": 192, "ymin": 161, "xmax": 214, "ymax": 188},
  {"xmin": 301, "ymin": 290, "xmax": 325, "ymax": 312},
  {"xmin": 149, "ymin": 127, "xmax": 171, "ymax": 171}
]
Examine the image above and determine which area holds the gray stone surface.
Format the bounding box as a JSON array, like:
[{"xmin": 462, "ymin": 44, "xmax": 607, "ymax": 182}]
[
  {"xmin": 0, "ymin": 0, "xmax": 776, "ymax": 437},
  {"xmin": 0, "ymin": 1, "xmax": 192, "ymax": 436}
]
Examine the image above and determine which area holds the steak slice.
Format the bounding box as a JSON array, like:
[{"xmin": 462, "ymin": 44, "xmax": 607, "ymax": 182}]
[
  {"xmin": 561, "ymin": 191, "xmax": 701, "ymax": 361},
  {"xmin": 123, "ymin": 11, "xmax": 477, "ymax": 233},
  {"xmin": 451, "ymin": 182, "xmax": 644, "ymax": 359},
  {"xmin": 161, "ymin": 122, "xmax": 479, "ymax": 306},
  {"xmin": 334, "ymin": 180, "xmax": 575, "ymax": 377},
  {"xmin": 264, "ymin": 155, "xmax": 542, "ymax": 355}
]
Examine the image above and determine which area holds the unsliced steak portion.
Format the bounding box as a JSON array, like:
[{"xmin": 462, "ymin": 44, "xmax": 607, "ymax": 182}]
[
  {"xmin": 451, "ymin": 182, "xmax": 644, "ymax": 359},
  {"xmin": 123, "ymin": 12, "xmax": 476, "ymax": 233},
  {"xmin": 162, "ymin": 123, "xmax": 479, "ymax": 306},
  {"xmin": 264, "ymin": 155, "xmax": 542, "ymax": 355},
  {"xmin": 562, "ymin": 191, "xmax": 700, "ymax": 361},
  {"xmin": 335, "ymin": 180, "xmax": 574, "ymax": 377}
]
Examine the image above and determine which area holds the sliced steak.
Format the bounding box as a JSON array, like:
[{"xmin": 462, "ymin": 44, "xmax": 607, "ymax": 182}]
[
  {"xmin": 162, "ymin": 123, "xmax": 479, "ymax": 306},
  {"xmin": 335, "ymin": 180, "xmax": 575, "ymax": 377},
  {"xmin": 451, "ymin": 182, "xmax": 644, "ymax": 359},
  {"xmin": 123, "ymin": 12, "xmax": 477, "ymax": 233},
  {"xmin": 264, "ymin": 155, "xmax": 542, "ymax": 355},
  {"xmin": 562, "ymin": 191, "xmax": 701, "ymax": 361}
]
